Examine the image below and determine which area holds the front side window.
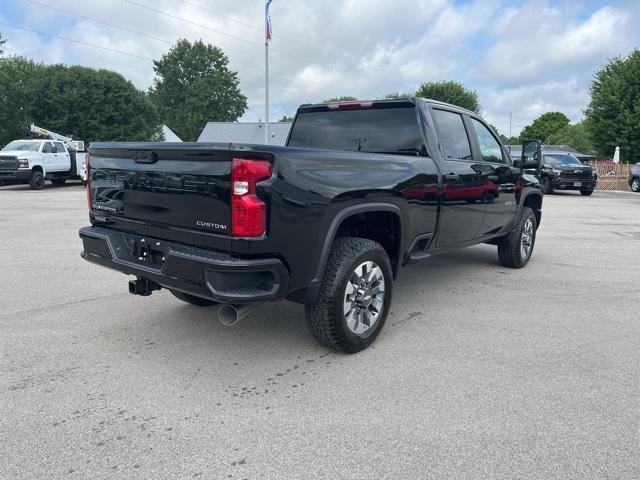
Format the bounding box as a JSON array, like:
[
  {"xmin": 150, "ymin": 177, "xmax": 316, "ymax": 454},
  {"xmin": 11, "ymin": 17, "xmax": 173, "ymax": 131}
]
[
  {"xmin": 471, "ymin": 118, "xmax": 504, "ymax": 164},
  {"xmin": 54, "ymin": 142, "xmax": 65, "ymax": 153},
  {"xmin": 432, "ymin": 109, "xmax": 472, "ymax": 160}
]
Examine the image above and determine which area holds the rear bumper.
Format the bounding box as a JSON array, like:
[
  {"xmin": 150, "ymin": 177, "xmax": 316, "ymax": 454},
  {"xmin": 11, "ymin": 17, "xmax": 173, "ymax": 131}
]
[{"xmin": 79, "ymin": 226, "xmax": 289, "ymax": 304}]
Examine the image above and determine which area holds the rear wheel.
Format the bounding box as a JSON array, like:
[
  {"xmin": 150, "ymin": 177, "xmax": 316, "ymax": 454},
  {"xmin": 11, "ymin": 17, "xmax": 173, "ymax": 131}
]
[
  {"xmin": 29, "ymin": 170, "xmax": 45, "ymax": 190},
  {"xmin": 305, "ymin": 237, "xmax": 393, "ymax": 354},
  {"xmin": 170, "ymin": 290, "xmax": 217, "ymax": 306},
  {"xmin": 631, "ymin": 178, "xmax": 640, "ymax": 192},
  {"xmin": 51, "ymin": 178, "xmax": 67, "ymax": 186},
  {"xmin": 541, "ymin": 177, "xmax": 553, "ymax": 194},
  {"xmin": 580, "ymin": 189, "xmax": 594, "ymax": 196},
  {"xmin": 497, "ymin": 207, "xmax": 537, "ymax": 268}
]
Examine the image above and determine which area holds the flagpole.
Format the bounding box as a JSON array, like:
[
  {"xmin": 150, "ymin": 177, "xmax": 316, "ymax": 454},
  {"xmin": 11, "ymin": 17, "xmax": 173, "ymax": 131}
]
[{"xmin": 265, "ymin": 39, "xmax": 269, "ymax": 145}]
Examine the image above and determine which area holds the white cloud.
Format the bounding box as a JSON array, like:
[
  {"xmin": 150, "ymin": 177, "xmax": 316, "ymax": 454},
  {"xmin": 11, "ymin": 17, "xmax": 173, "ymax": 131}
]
[{"xmin": 2, "ymin": 0, "xmax": 639, "ymax": 133}]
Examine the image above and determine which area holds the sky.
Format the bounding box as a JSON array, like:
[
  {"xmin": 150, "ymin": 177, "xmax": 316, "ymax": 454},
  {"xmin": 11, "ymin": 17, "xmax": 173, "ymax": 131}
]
[{"xmin": 1, "ymin": 0, "xmax": 639, "ymax": 136}]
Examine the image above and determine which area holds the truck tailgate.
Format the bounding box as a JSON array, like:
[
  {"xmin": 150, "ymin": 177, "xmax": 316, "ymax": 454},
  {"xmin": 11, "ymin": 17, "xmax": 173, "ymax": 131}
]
[{"xmin": 87, "ymin": 143, "xmax": 235, "ymax": 251}]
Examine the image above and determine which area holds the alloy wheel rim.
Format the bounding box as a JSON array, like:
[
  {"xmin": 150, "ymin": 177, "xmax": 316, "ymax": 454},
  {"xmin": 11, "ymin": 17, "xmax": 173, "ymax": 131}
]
[
  {"xmin": 343, "ymin": 261, "xmax": 385, "ymax": 335},
  {"xmin": 633, "ymin": 179, "xmax": 640, "ymax": 191},
  {"xmin": 520, "ymin": 218, "xmax": 534, "ymax": 259}
]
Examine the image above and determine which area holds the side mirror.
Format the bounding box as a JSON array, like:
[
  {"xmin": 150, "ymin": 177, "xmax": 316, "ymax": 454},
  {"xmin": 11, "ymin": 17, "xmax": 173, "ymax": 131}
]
[{"xmin": 516, "ymin": 139, "xmax": 542, "ymax": 170}]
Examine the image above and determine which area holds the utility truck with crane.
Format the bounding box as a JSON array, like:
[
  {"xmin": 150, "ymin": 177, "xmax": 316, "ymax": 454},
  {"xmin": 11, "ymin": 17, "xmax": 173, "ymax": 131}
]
[{"xmin": 0, "ymin": 124, "xmax": 87, "ymax": 189}]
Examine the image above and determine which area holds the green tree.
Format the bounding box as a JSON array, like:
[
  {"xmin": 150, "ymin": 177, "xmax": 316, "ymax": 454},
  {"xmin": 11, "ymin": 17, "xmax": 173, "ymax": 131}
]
[
  {"xmin": 0, "ymin": 57, "xmax": 47, "ymax": 146},
  {"xmin": 519, "ymin": 112, "xmax": 570, "ymax": 143},
  {"xmin": 415, "ymin": 81, "xmax": 480, "ymax": 112},
  {"xmin": 322, "ymin": 96, "xmax": 357, "ymax": 103},
  {"xmin": 30, "ymin": 65, "xmax": 159, "ymax": 142},
  {"xmin": 586, "ymin": 49, "xmax": 640, "ymax": 162},
  {"xmin": 547, "ymin": 121, "xmax": 595, "ymax": 155},
  {"xmin": 489, "ymin": 124, "xmax": 518, "ymax": 145},
  {"xmin": 151, "ymin": 39, "xmax": 247, "ymax": 141},
  {"xmin": 0, "ymin": 33, "xmax": 6, "ymax": 55},
  {"xmin": 278, "ymin": 115, "xmax": 293, "ymax": 122}
]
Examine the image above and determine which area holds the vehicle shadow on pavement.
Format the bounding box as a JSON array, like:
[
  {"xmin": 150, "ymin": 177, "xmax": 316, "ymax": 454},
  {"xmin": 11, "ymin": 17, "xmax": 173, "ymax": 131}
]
[
  {"xmin": 135, "ymin": 244, "xmax": 504, "ymax": 356},
  {"xmin": 0, "ymin": 182, "xmax": 84, "ymax": 191}
]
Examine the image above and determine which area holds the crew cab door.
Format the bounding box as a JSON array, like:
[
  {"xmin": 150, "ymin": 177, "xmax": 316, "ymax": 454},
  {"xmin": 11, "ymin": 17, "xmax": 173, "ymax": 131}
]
[
  {"xmin": 41, "ymin": 141, "xmax": 56, "ymax": 171},
  {"xmin": 430, "ymin": 108, "xmax": 485, "ymax": 247},
  {"xmin": 467, "ymin": 117, "xmax": 518, "ymax": 236},
  {"xmin": 53, "ymin": 141, "xmax": 71, "ymax": 172}
]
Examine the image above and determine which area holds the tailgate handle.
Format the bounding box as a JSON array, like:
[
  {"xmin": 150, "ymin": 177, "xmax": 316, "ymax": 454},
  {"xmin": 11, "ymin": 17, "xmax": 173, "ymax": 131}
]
[{"xmin": 132, "ymin": 151, "xmax": 158, "ymax": 164}]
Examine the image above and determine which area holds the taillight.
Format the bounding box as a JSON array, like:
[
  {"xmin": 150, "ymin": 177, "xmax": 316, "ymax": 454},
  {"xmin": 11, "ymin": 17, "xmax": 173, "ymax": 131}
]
[
  {"xmin": 231, "ymin": 158, "xmax": 272, "ymax": 237},
  {"xmin": 85, "ymin": 153, "xmax": 91, "ymax": 211}
]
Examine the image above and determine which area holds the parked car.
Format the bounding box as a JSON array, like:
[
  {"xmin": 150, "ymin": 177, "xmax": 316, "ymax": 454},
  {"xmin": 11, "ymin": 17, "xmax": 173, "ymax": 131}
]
[
  {"xmin": 628, "ymin": 163, "xmax": 640, "ymax": 192},
  {"xmin": 0, "ymin": 139, "xmax": 85, "ymax": 189},
  {"xmin": 539, "ymin": 151, "xmax": 597, "ymax": 195},
  {"xmin": 79, "ymin": 98, "xmax": 543, "ymax": 353}
]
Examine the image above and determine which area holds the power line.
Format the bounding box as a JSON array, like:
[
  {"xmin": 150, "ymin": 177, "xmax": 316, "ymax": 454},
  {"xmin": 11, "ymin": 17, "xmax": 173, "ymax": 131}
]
[
  {"xmin": 177, "ymin": 0, "xmax": 338, "ymax": 56},
  {"xmin": 0, "ymin": 21, "xmax": 326, "ymax": 97},
  {"xmin": 125, "ymin": 0, "xmax": 400, "ymax": 88},
  {"xmin": 21, "ymin": 0, "xmax": 365, "ymax": 94},
  {"xmin": 177, "ymin": 0, "xmax": 405, "ymax": 80},
  {"xmin": 0, "ymin": 21, "xmax": 154, "ymax": 61},
  {"xmin": 25, "ymin": 0, "xmax": 171, "ymax": 44}
]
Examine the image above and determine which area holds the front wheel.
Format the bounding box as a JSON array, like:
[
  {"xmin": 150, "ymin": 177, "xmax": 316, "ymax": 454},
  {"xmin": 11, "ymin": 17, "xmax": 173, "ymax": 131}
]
[
  {"xmin": 305, "ymin": 237, "xmax": 393, "ymax": 354},
  {"xmin": 580, "ymin": 189, "xmax": 594, "ymax": 196},
  {"xmin": 29, "ymin": 170, "xmax": 45, "ymax": 190},
  {"xmin": 497, "ymin": 207, "xmax": 537, "ymax": 268},
  {"xmin": 631, "ymin": 178, "xmax": 640, "ymax": 192},
  {"xmin": 541, "ymin": 177, "xmax": 553, "ymax": 194}
]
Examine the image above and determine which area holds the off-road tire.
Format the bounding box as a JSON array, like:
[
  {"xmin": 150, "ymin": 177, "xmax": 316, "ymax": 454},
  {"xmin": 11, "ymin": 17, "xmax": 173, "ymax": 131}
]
[
  {"xmin": 497, "ymin": 207, "xmax": 537, "ymax": 268},
  {"xmin": 541, "ymin": 176, "xmax": 553, "ymax": 194},
  {"xmin": 580, "ymin": 189, "xmax": 594, "ymax": 196},
  {"xmin": 305, "ymin": 237, "xmax": 393, "ymax": 354},
  {"xmin": 29, "ymin": 170, "xmax": 45, "ymax": 190},
  {"xmin": 51, "ymin": 178, "xmax": 67, "ymax": 186},
  {"xmin": 170, "ymin": 290, "xmax": 217, "ymax": 306}
]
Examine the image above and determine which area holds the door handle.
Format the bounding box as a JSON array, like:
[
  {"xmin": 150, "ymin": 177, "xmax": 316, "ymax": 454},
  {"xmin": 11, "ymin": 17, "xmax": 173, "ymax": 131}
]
[{"xmin": 444, "ymin": 173, "xmax": 459, "ymax": 181}]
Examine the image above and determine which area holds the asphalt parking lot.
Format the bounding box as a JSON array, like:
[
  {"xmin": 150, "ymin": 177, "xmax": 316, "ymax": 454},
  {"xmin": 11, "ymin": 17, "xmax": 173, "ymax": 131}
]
[{"xmin": 1, "ymin": 182, "xmax": 638, "ymax": 479}]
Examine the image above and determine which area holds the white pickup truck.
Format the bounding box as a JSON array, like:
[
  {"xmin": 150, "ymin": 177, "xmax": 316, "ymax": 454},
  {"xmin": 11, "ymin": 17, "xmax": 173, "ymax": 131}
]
[{"xmin": 0, "ymin": 139, "xmax": 86, "ymax": 189}]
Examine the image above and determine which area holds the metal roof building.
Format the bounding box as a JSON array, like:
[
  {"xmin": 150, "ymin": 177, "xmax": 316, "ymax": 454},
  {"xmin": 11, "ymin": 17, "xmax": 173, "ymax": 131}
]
[
  {"xmin": 161, "ymin": 125, "xmax": 182, "ymax": 142},
  {"xmin": 197, "ymin": 122, "xmax": 292, "ymax": 145}
]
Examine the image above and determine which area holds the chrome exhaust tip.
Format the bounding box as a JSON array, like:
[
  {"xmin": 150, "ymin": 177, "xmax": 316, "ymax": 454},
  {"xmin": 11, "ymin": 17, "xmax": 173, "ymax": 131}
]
[{"xmin": 218, "ymin": 303, "xmax": 262, "ymax": 326}]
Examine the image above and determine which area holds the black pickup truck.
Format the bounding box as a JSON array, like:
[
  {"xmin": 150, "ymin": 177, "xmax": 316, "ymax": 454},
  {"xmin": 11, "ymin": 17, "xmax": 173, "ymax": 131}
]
[{"xmin": 80, "ymin": 98, "xmax": 543, "ymax": 353}]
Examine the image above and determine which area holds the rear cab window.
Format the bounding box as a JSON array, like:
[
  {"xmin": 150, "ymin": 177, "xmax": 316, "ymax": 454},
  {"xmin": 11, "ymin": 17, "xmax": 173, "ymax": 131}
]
[
  {"xmin": 431, "ymin": 109, "xmax": 472, "ymax": 160},
  {"xmin": 287, "ymin": 104, "xmax": 423, "ymax": 155}
]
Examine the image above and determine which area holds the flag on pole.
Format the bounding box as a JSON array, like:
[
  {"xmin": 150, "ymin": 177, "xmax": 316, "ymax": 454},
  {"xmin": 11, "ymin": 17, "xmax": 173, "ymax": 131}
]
[{"xmin": 265, "ymin": 0, "xmax": 273, "ymax": 42}]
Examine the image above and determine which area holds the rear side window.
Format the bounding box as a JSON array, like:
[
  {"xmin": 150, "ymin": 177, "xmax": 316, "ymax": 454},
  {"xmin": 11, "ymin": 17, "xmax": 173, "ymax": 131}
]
[
  {"xmin": 54, "ymin": 142, "xmax": 65, "ymax": 152},
  {"xmin": 288, "ymin": 107, "xmax": 422, "ymax": 154},
  {"xmin": 42, "ymin": 142, "xmax": 53, "ymax": 153},
  {"xmin": 432, "ymin": 109, "xmax": 472, "ymax": 160},
  {"xmin": 470, "ymin": 118, "xmax": 504, "ymax": 164}
]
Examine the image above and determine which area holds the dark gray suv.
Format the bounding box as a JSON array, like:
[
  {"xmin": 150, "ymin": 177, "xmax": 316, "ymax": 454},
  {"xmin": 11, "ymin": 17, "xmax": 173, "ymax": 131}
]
[{"xmin": 629, "ymin": 163, "xmax": 640, "ymax": 192}]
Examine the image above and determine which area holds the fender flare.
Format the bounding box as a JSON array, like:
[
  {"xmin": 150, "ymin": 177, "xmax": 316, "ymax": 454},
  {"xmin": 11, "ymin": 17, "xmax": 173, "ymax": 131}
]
[
  {"xmin": 516, "ymin": 188, "xmax": 543, "ymax": 226},
  {"xmin": 310, "ymin": 202, "xmax": 403, "ymax": 288}
]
